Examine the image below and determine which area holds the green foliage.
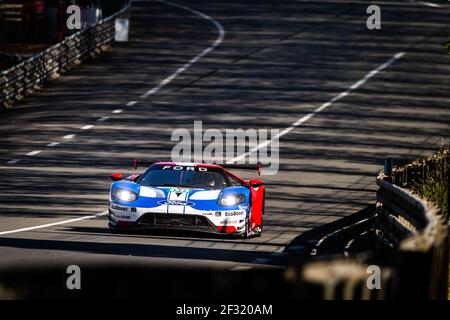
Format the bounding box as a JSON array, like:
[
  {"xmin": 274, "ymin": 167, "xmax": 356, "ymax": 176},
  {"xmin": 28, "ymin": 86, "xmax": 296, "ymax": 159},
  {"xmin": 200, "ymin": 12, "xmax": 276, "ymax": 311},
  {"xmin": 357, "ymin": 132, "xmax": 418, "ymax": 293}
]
[
  {"xmin": 410, "ymin": 148, "xmax": 449, "ymax": 220},
  {"xmin": 444, "ymin": 36, "xmax": 450, "ymax": 55}
]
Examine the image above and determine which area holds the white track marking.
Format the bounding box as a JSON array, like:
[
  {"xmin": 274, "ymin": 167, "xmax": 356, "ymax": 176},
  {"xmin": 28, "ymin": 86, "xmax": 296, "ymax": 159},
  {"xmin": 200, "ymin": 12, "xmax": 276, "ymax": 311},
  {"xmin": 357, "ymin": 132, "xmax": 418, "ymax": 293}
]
[
  {"xmin": 26, "ymin": 150, "xmax": 42, "ymax": 156},
  {"xmin": 0, "ymin": 1, "xmax": 225, "ymax": 236},
  {"xmin": 47, "ymin": 142, "xmax": 60, "ymax": 147},
  {"xmin": 0, "ymin": 211, "xmax": 108, "ymax": 236},
  {"xmin": 228, "ymin": 52, "xmax": 405, "ymax": 163},
  {"xmin": 230, "ymin": 266, "xmax": 252, "ymax": 271},
  {"xmin": 408, "ymin": 0, "xmax": 443, "ymax": 8},
  {"xmin": 417, "ymin": 1, "xmax": 442, "ymax": 7},
  {"xmin": 3, "ymin": 0, "xmax": 224, "ymax": 168},
  {"xmin": 6, "ymin": 159, "xmax": 20, "ymax": 165},
  {"xmin": 140, "ymin": 0, "xmax": 225, "ymax": 98},
  {"xmin": 63, "ymin": 134, "xmax": 76, "ymax": 140},
  {"xmin": 97, "ymin": 116, "xmax": 110, "ymax": 122}
]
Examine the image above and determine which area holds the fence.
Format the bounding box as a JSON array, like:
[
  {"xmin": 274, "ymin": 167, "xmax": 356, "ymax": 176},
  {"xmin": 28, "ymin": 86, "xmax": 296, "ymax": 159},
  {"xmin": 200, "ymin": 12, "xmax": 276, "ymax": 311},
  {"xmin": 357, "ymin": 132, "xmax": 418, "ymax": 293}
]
[
  {"xmin": 0, "ymin": 0, "xmax": 131, "ymax": 109},
  {"xmin": 392, "ymin": 148, "xmax": 449, "ymax": 188}
]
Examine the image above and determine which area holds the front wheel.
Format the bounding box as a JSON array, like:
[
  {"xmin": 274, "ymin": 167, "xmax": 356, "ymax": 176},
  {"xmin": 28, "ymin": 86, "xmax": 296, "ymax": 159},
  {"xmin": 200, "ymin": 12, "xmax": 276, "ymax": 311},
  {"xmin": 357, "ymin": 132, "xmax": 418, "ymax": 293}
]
[
  {"xmin": 241, "ymin": 207, "xmax": 263, "ymax": 238},
  {"xmin": 108, "ymin": 224, "xmax": 119, "ymax": 234},
  {"xmin": 254, "ymin": 217, "xmax": 263, "ymax": 237}
]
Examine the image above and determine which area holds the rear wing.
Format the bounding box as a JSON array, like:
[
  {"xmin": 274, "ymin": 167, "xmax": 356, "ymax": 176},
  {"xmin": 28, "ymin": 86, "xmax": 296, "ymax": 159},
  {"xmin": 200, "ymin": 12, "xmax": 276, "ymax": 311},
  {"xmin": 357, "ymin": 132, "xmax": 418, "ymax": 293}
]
[{"xmin": 133, "ymin": 159, "xmax": 263, "ymax": 175}]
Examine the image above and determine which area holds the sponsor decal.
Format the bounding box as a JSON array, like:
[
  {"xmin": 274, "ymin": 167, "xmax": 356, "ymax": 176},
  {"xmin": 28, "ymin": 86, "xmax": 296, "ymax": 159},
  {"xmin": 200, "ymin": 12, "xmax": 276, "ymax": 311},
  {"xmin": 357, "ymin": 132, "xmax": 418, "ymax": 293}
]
[
  {"xmin": 116, "ymin": 215, "xmax": 131, "ymax": 219},
  {"xmin": 220, "ymin": 219, "xmax": 239, "ymax": 224},
  {"xmin": 169, "ymin": 188, "xmax": 190, "ymax": 196},
  {"xmin": 163, "ymin": 165, "xmax": 208, "ymax": 172},
  {"xmin": 111, "ymin": 204, "xmax": 129, "ymax": 212},
  {"xmin": 225, "ymin": 210, "xmax": 245, "ymax": 216},
  {"xmin": 165, "ymin": 188, "xmax": 191, "ymax": 206},
  {"xmin": 158, "ymin": 200, "xmax": 195, "ymax": 206}
]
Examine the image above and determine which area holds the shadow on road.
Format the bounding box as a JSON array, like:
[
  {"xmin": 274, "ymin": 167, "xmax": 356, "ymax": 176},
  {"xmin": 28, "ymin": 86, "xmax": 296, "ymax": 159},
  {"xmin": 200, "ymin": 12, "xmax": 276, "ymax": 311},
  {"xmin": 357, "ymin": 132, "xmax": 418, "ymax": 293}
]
[
  {"xmin": 0, "ymin": 235, "xmax": 285, "ymax": 266},
  {"xmin": 283, "ymin": 204, "xmax": 376, "ymax": 260}
]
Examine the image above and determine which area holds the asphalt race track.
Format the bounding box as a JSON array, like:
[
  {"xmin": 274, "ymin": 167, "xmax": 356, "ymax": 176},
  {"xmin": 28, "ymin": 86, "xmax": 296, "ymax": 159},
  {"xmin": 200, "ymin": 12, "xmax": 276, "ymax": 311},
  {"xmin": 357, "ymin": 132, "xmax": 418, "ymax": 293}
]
[{"xmin": 0, "ymin": 0, "xmax": 449, "ymax": 273}]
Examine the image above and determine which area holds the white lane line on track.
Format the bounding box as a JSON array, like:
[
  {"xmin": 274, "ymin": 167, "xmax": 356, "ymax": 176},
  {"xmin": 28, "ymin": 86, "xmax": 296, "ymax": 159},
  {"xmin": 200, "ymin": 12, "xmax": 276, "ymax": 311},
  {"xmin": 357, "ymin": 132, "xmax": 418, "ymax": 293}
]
[
  {"xmin": 81, "ymin": 125, "xmax": 94, "ymax": 130},
  {"xmin": 26, "ymin": 150, "xmax": 42, "ymax": 156},
  {"xmin": 3, "ymin": 0, "xmax": 225, "ymax": 168},
  {"xmin": 408, "ymin": 0, "xmax": 444, "ymax": 8},
  {"xmin": 63, "ymin": 134, "xmax": 76, "ymax": 140},
  {"xmin": 6, "ymin": 159, "xmax": 20, "ymax": 165},
  {"xmin": 227, "ymin": 51, "xmax": 405, "ymax": 163},
  {"xmin": 230, "ymin": 266, "xmax": 253, "ymax": 271},
  {"xmin": 0, "ymin": 211, "xmax": 108, "ymax": 236},
  {"xmin": 47, "ymin": 142, "xmax": 60, "ymax": 147},
  {"xmin": 416, "ymin": 1, "xmax": 442, "ymax": 8},
  {"xmin": 0, "ymin": 0, "xmax": 225, "ymax": 236},
  {"xmin": 140, "ymin": 0, "xmax": 225, "ymax": 98}
]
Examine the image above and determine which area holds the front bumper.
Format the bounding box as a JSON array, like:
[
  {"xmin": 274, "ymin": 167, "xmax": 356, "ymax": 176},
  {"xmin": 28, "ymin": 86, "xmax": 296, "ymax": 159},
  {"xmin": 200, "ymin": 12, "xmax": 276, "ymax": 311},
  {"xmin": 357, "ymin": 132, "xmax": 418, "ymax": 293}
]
[{"xmin": 108, "ymin": 209, "xmax": 246, "ymax": 234}]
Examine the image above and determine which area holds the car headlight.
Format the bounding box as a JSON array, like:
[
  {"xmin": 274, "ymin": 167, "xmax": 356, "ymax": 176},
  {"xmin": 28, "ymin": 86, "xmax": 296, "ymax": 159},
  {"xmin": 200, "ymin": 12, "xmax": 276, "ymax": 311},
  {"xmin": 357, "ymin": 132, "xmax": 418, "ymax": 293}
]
[
  {"xmin": 218, "ymin": 193, "xmax": 246, "ymax": 206},
  {"xmin": 112, "ymin": 188, "xmax": 138, "ymax": 202}
]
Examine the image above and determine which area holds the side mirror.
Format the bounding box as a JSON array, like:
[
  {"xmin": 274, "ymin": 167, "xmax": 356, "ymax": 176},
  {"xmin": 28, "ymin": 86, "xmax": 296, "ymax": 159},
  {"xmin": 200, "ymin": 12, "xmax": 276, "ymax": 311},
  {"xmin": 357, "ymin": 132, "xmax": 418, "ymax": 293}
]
[
  {"xmin": 109, "ymin": 173, "xmax": 124, "ymax": 181},
  {"xmin": 129, "ymin": 174, "xmax": 141, "ymax": 182},
  {"xmin": 249, "ymin": 179, "xmax": 264, "ymax": 188}
]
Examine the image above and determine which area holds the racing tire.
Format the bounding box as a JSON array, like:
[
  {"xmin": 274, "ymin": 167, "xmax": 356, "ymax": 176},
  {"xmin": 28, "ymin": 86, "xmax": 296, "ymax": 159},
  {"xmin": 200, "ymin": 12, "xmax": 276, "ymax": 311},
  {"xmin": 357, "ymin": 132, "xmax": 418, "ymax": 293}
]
[
  {"xmin": 254, "ymin": 193, "xmax": 265, "ymax": 237},
  {"xmin": 108, "ymin": 223, "xmax": 122, "ymax": 234},
  {"xmin": 241, "ymin": 209, "xmax": 251, "ymax": 239},
  {"xmin": 241, "ymin": 206, "xmax": 262, "ymax": 239},
  {"xmin": 254, "ymin": 217, "xmax": 263, "ymax": 237}
]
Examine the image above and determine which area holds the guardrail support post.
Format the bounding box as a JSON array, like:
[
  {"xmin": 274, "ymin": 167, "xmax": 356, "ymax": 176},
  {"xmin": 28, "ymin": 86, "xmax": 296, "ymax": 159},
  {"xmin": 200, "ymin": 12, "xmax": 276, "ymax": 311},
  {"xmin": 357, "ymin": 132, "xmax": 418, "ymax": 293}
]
[{"xmin": 384, "ymin": 158, "xmax": 392, "ymax": 182}]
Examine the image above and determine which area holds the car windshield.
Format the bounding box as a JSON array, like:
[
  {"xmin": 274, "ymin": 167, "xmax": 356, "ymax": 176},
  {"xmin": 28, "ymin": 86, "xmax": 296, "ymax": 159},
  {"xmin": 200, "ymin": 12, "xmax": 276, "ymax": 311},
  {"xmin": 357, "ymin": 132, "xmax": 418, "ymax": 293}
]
[{"xmin": 138, "ymin": 165, "xmax": 230, "ymax": 189}]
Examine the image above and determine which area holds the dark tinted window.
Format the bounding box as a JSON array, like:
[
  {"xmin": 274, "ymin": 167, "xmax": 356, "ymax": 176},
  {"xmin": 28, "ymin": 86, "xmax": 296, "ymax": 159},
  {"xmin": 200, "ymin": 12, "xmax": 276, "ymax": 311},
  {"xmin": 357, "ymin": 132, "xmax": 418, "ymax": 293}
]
[{"xmin": 139, "ymin": 165, "xmax": 229, "ymax": 189}]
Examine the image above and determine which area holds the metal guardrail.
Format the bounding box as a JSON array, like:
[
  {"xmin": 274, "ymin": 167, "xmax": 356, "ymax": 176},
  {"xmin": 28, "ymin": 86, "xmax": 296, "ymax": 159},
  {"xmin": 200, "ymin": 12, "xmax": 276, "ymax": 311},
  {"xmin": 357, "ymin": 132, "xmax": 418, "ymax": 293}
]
[
  {"xmin": 286, "ymin": 153, "xmax": 448, "ymax": 300},
  {"xmin": 0, "ymin": 3, "xmax": 22, "ymax": 22},
  {"xmin": 287, "ymin": 258, "xmax": 396, "ymax": 300},
  {"xmin": 0, "ymin": 0, "xmax": 131, "ymax": 109},
  {"xmin": 375, "ymin": 170, "xmax": 448, "ymax": 299}
]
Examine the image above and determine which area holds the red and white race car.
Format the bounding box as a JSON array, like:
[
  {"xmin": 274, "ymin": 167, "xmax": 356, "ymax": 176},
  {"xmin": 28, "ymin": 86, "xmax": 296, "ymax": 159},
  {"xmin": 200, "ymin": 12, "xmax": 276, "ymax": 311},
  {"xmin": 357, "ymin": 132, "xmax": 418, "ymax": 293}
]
[{"xmin": 108, "ymin": 160, "xmax": 265, "ymax": 238}]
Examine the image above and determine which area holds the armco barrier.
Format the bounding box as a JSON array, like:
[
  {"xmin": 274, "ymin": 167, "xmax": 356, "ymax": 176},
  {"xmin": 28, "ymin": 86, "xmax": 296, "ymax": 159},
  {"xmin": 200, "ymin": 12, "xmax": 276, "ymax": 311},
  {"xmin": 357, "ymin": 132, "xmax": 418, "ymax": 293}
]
[
  {"xmin": 375, "ymin": 170, "xmax": 448, "ymax": 299},
  {"xmin": 0, "ymin": 0, "xmax": 131, "ymax": 109},
  {"xmin": 286, "ymin": 151, "xmax": 448, "ymax": 300},
  {"xmin": 0, "ymin": 3, "xmax": 22, "ymax": 22}
]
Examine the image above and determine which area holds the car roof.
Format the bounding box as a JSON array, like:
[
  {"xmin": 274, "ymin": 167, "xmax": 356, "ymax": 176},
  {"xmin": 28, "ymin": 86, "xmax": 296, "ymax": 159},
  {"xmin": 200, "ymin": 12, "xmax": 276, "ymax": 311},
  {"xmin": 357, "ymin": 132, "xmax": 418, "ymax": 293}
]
[
  {"xmin": 150, "ymin": 162, "xmax": 247, "ymax": 184},
  {"xmin": 153, "ymin": 162, "xmax": 223, "ymax": 169}
]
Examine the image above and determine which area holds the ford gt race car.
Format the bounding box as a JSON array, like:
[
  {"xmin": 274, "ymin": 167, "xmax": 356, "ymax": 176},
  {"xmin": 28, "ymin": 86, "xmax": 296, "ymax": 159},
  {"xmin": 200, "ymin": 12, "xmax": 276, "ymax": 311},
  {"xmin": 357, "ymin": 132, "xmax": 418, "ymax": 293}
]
[{"xmin": 108, "ymin": 160, "xmax": 265, "ymax": 238}]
